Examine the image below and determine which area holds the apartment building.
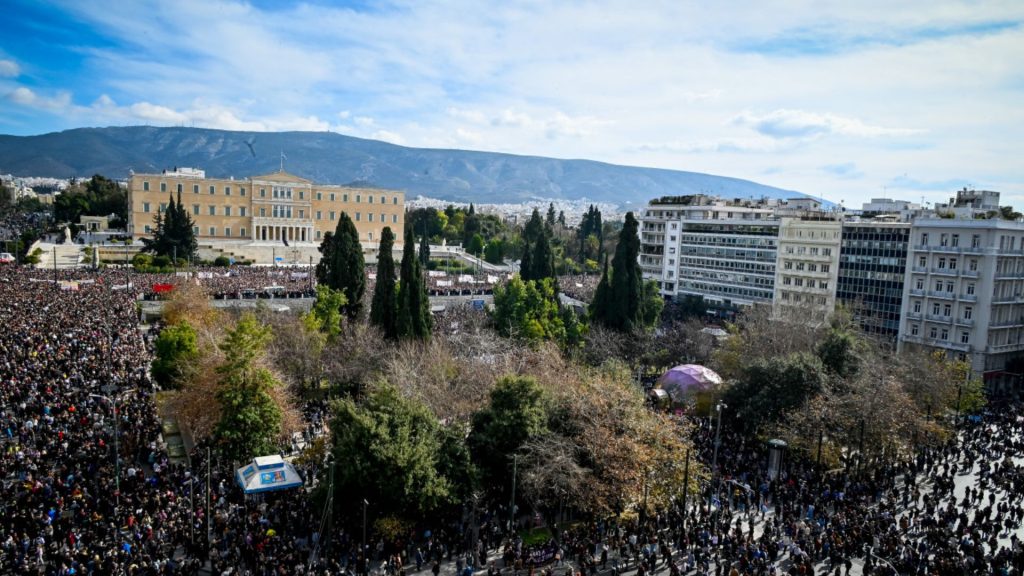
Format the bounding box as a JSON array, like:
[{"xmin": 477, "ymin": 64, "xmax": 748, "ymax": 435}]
[
  {"xmin": 898, "ymin": 218, "xmax": 1024, "ymax": 386},
  {"xmin": 639, "ymin": 195, "xmax": 780, "ymax": 315},
  {"xmin": 836, "ymin": 221, "xmax": 911, "ymax": 341},
  {"xmin": 772, "ymin": 216, "xmax": 842, "ymax": 323},
  {"xmin": 128, "ymin": 168, "xmax": 404, "ymax": 246}
]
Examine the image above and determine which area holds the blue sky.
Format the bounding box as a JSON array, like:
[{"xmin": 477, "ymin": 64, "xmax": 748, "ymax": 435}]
[{"xmin": 1, "ymin": 0, "xmax": 1022, "ymax": 208}]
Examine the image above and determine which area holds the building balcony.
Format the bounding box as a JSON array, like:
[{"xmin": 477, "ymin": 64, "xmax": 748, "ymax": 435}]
[
  {"xmin": 992, "ymin": 294, "xmax": 1024, "ymax": 304},
  {"xmin": 909, "ymin": 289, "xmax": 926, "ymax": 297},
  {"xmin": 994, "ymin": 272, "xmax": 1023, "ymax": 280},
  {"xmin": 960, "ymin": 269, "xmax": 979, "ymax": 278},
  {"xmin": 906, "ymin": 311, "xmax": 924, "ymax": 320},
  {"xmin": 931, "ymin": 268, "xmax": 957, "ymax": 276},
  {"xmin": 928, "ymin": 291, "xmax": 955, "ymax": 300},
  {"xmin": 990, "ymin": 319, "xmax": 1024, "ymax": 328},
  {"xmin": 959, "ymin": 293, "xmax": 977, "ymax": 303},
  {"xmin": 925, "ymin": 314, "xmax": 953, "ymax": 324},
  {"xmin": 986, "ymin": 342, "xmax": 1024, "ymax": 353},
  {"xmin": 953, "ymin": 317, "xmax": 974, "ymax": 327},
  {"xmin": 903, "ymin": 334, "xmax": 969, "ymax": 352},
  {"xmin": 911, "ymin": 266, "xmax": 928, "ymax": 273}
]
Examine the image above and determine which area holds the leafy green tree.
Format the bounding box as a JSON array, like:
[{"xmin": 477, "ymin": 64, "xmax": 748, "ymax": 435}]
[
  {"xmin": 316, "ymin": 212, "xmax": 365, "ymax": 319},
  {"xmin": 307, "ymin": 285, "xmax": 347, "ymax": 340},
  {"xmin": 467, "ymin": 233, "xmax": 485, "ymax": 257},
  {"xmin": 214, "ymin": 313, "xmax": 284, "ymax": 461},
  {"xmin": 462, "ymin": 204, "xmax": 481, "ymax": 248},
  {"xmin": 557, "ymin": 210, "xmax": 566, "ymax": 227},
  {"xmin": 531, "ymin": 231, "xmax": 555, "ymax": 282},
  {"xmin": 578, "ymin": 205, "xmax": 603, "ymax": 262},
  {"xmin": 523, "ymin": 208, "xmax": 544, "ymax": 245},
  {"xmin": 492, "ymin": 277, "xmax": 576, "ymax": 347},
  {"xmin": 397, "ymin": 228, "xmax": 432, "ymax": 340},
  {"xmin": 151, "ymin": 320, "xmax": 199, "ymax": 388},
  {"xmin": 468, "ymin": 376, "xmax": 549, "ymax": 501},
  {"xmin": 484, "ymin": 238, "xmax": 504, "ymax": 265},
  {"xmin": 817, "ymin": 327, "xmax": 861, "ymax": 379},
  {"xmin": 546, "ymin": 202, "xmax": 557, "ymax": 228},
  {"xmin": 330, "ymin": 383, "xmax": 458, "ymax": 520},
  {"xmin": 723, "ymin": 352, "xmax": 828, "ymax": 434},
  {"xmin": 640, "ymin": 280, "xmax": 664, "ymax": 328},
  {"xmin": 370, "ymin": 227, "xmax": 399, "ymax": 340}
]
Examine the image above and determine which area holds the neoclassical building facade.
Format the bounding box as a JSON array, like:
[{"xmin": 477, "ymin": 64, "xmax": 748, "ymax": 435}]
[{"xmin": 127, "ymin": 168, "xmax": 404, "ymax": 246}]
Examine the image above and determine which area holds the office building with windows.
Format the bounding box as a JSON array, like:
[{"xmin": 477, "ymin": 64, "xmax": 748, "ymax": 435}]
[
  {"xmin": 639, "ymin": 195, "xmax": 781, "ymax": 315},
  {"xmin": 772, "ymin": 216, "xmax": 842, "ymax": 324},
  {"xmin": 898, "ymin": 217, "xmax": 1024, "ymax": 387},
  {"xmin": 837, "ymin": 221, "xmax": 911, "ymax": 341},
  {"xmin": 128, "ymin": 168, "xmax": 404, "ymax": 250}
]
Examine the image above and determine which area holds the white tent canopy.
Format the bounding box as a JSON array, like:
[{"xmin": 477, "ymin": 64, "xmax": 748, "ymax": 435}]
[{"xmin": 235, "ymin": 455, "xmax": 304, "ymax": 494}]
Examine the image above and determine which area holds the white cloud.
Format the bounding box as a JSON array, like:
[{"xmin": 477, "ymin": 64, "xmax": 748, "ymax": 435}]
[
  {"xmin": 7, "ymin": 87, "xmax": 72, "ymax": 110},
  {"xmin": 0, "ymin": 59, "xmax": 19, "ymax": 77},
  {"xmin": 354, "ymin": 116, "xmax": 376, "ymax": 127},
  {"xmin": 732, "ymin": 109, "xmax": 923, "ymax": 139},
  {"xmin": 446, "ymin": 107, "xmax": 486, "ymax": 123},
  {"xmin": 371, "ymin": 130, "xmax": 405, "ymax": 145},
  {"xmin": 129, "ymin": 102, "xmax": 188, "ymax": 124}
]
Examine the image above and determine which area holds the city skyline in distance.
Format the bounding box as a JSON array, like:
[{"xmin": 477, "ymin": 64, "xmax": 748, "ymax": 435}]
[{"xmin": 0, "ymin": 0, "xmax": 1021, "ymax": 208}]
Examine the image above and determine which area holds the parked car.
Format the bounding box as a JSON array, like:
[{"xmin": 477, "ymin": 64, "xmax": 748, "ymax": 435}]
[{"xmin": 0, "ymin": 252, "xmax": 14, "ymax": 264}]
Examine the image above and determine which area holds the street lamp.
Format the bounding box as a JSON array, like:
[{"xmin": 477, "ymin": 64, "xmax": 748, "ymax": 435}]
[
  {"xmin": 362, "ymin": 498, "xmax": 369, "ymax": 556},
  {"xmin": 89, "ymin": 393, "xmax": 120, "ymax": 509},
  {"xmin": 708, "ymin": 401, "xmax": 726, "ymax": 519}
]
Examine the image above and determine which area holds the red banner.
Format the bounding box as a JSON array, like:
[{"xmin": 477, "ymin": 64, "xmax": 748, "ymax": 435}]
[{"xmin": 152, "ymin": 283, "xmax": 174, "ymax": 294}]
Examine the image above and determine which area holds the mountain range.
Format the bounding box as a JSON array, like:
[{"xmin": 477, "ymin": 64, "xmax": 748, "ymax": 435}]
[{"xmin": 0, "ymin": 126, "xmax": 811, "ymax": 206}]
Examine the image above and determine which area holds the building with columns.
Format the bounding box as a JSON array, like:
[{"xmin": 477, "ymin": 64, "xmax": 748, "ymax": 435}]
[{"xmin": 127, "ymin": 168, "xmax": 405, "ymax": 252}]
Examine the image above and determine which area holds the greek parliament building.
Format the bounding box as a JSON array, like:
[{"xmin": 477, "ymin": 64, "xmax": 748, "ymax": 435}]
[{"xmin": 127, "ymin": 167, "xmax": 405, "ymax": 257}]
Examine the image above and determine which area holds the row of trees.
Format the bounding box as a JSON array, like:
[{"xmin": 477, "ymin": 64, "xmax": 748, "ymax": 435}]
[
  {"xmin": 142, "ymin": 192, "xmax": 198, "ymax": 262},
  {"xmin": 54, "ymin": 174, "xmax": 129, "ymax": 228}
]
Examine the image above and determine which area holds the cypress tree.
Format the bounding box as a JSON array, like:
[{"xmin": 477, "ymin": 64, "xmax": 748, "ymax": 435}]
[
  {"xmin": 531, "ymin": 231, "xmax": 554, "ymax": 281},
  {"xmin": 590, "ymin": 213, "xmax": 642, "ymax": 331},
  {"xmin": 397, "ymin": 228, "xmax": 431, "ymax": 340},
  {"xmin": 370, "ymin": 227, "xmax": 399, "ymax": 340},
  {"xmin": 520, "ymin": 240, "xmax": 533, "ymax": 282},
  {"xmin": 319, "ymin": 213, "xmax": 366, "ymax": 319},
  {"xmin": 418, "ymin": 234, "xmax": 430, "ymax": 268},
  {"xmin": 546, "ymin": 202, "xmax": 556, "ymax": 228}
]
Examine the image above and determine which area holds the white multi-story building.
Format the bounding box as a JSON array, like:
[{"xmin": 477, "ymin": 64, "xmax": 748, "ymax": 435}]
[
  {"xmin": 639, "ymin": 195, "xmax": 781, "ymax": 315},
  {"xmin": 898, "ymin": 217, "xmax": 1024, "ymax": 387},
  {"xmin": 772, "ymin": 216, "xmax": 843, "ymax": 324}
]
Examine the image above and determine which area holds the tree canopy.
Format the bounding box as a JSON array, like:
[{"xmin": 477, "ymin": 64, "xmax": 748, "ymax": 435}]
[
  {"xmin": 370, "ymin": 227, "xmax": 399, "ymax": 340},
  {"xmin": 316, "ymin": 212, "xmax": 365, "ymax": 319},
  {"xmin": 141, "ymin": 191, "xmax": 197, "ymax": 261},
  {"xmin": 396, "ymin": 228, "xmax": 432, "ymax": 340}
]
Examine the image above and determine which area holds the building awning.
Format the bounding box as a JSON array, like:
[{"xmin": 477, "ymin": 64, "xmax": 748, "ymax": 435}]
[{"xmin": 235, "ymin": 455, "xmax": 304, "ymax": 494}]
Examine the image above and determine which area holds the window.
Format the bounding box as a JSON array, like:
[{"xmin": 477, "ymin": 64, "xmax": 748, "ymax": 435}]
[
  {"xmin": 176, "ymin": 183, "xmax": 183, "ymax": 193},
  {"xmin": 969, "ymin": 259, "xmax": 978, "ymax": 271},
  {"xmin": 260, "ymin": 189, "xmax": 267, "ymax": 198},
  {"xmin": 193, "ymin": 226, "xmax": 199, "ymax": 235},
  {"xmin": 160, "ymin": 182, "xmax": 167, "ymax": 193},
  {"xmin": 380, "ymin": 213, "xmax": 385, "ymax": 223},
  {"xmin": 392, "ymin": 214, "xmax": 398, "ymax": 224},
  {"xmin": 240, "ymin": 227, "xmax": 246, "ymax": 237},
  {"xmin": 913, "ymin": 301, "xmax": 921, "ymax": 313},
  {"xmin": 821, "ymin": 264, "xmax": 829, "ymax": 273},
  {"xmin": 919, "ymin": 256, "xmax": 927, "ymax": 267},
  {"xmin": 356, "ymin": 194, "xmax": 362, "ymax": 203},
  {"xmin": 368, "ymin": 231, "xmax": 373, "ymax": 241},
  {"xmin": 783, "ymin": 277, "xmax": 792, "ymax": 286},
  {"xmin": 784, "ymin": 261, "xmax": 793, "ymax": 270},
  {"xmin": 209, "ymin": 206, "xmax": 216, "ymax": 216},
  {"xmin": 316, "ymin": 230, "xmax": 322, "ymax": 240},
  {"xmin": 938, "ymin": 258, "xmax": 945, "ymax": 269},
  {"xmin": 972, "ymin": 234, "xmax": 981, "ymax": 248},
  {"xmin": 368, "ymin": 213, "xmax": 374, "ymax": 222},
  {"xmin": 369, "ymin": 195, "xmax": 374, "ymax": 204},
  {"xmin": 330, "ymin": 211, "xmax": 336, "ymax": 221},
  {"xmin": 929, "ymin": 327, "xmax": 937, "ymax": 339},
  {"xmin": 240, "ymin": 188, "xmax": 246, "ymax": 197},
  {"xmin": 932, "ymin": 303, "xmax": 940, "ymax": 315},
  {"xmin": 950, "ymin": 258, "xmax": 957, "ymax": 270},
  {"xmin": 961, "ymin": 332, "xmax": 969, "ymax": 344},
  {"xmin": 260, "ymin": 207, "xmax": 266, "ymax": 217},
  {"xmin": 144, "ymin": 225, "xmax": 152, "ymax": 233},
  {"xmin": 952, "ymin": 234, "xmax": 959, "ymax": 247},
  {"xmin": 224, "ymin": 186, "xmax": 231, "ymax": 196},
  {"xmin": 193, "ymin": 184, "xmax": 199, "ymax": 194},
  {"xmin": 316, "ymin": 192, "xmax": 322, "ymax": 201},
  {"xmin": 343, "ymin": 193, "xmax": 349, "ymax": 202},
  {"xmin": 209, "ymin": 185, "xmax": 215, "ymax": 195},
  {"xmin": 143, "ymin": 181, "xmax": 150, "ymax": 191},
  {"xmin": 808, "ymin": 264, "xmax": 817, "ymax": 272},
  {"xmin": 330, "ymin": 193, "xmax": 336, "ymax": 202},
  {"xmin": 943, "ymin": 304, "xmax": 951, "ymax": 317},
  {"xmin": 921, "ymin": 233, "xmax": 929, "ymax": 245},
  {"xmin": 355, "ymin": 212, "xmax": 361, "ymax": 221},
  {"xmin": 810, "ymin": 247, "xmax": 819, "ymax": 256},
  {"xmin": 316, "ymin": 211, "xmax": 322, "ymax": 220},
  {"xmin": 143, "ymin": 202, "xmax": 151, "ymax": 213},
  {"xmin": 794, "ymin": 278, "xmax": 803, "ymax": 287},
  {"xmin": 964, "ymin": 306, "xmax": 972, "ymax": 320},
  {"xmin": 393, "ymin": 196, "xmax": 398, "ymax": 205},
  {"xmin": 192, "ymin": 204, "xmax": 200, "ymax": 215},
  {"xmin": 819, "ymin": 281, "xmax": 828, "ymax": 289},
  {"xmin": 209, "ymin": 226, "xmax": 216, "ymax": 236},
  {"xmin": 224, "ymin": 206, "xmax": 232, "ymax": 216},
  {"xmin": 940, "ymin": 328, "xmax": 949, "ymax": 340},
  {"xmin": 946, "ymin": 282, "xmax": 954, "ymax": 293},
  {"xmin": 380, "ymin": 195, "xmax": 386, "ymax": 204},
  {"xmin": 159, "ymin": 202, "xmax": 167, "ymax": 212},
  {"xmin": 967, "ymin": 283, "xmax": 975, "ymax": 295},
  {"xmin": 225, "ymin": 227, "xmax": 231, "ymax": 237},
  {"xmin": 298, "ymin": 209, "xmax": 304, "ymax": 219},
  {"xmin": 935, "ymin": 281, "xmax": 942, "ymax": 291},
  {"xmin": 299, "ymin": 191, "xmax": 304, "ymax": 200},
  {"xmin": 822, "ymin": 248, "xmax": 831, "ymax": 256},
  {"xmin": 911, "ymin": 324, "xmax": 919, "ymax": 336},
  {"xmin": 940, "ymin": 233, "xmax": 948, "ymax": 247},
  {"xmin": 240, "ymin": 207, "xmax": 246, "ymax": 217}
]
